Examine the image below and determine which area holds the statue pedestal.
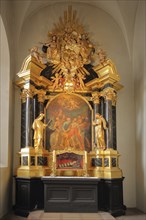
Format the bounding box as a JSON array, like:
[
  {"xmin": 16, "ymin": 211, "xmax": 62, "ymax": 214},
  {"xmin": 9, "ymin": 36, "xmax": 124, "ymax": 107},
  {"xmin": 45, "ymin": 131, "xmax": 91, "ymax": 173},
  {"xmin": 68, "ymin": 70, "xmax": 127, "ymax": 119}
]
[
  {"xmin": 17, "ymin": 147, "xmax": 51, "ymax": 177},
  {"xmin": 103, "ymin": 149, "xmax": 123, "ymax": 179},
  {"xmin": 88, "ymin": 149, "xmax": 123, "ymax": 179}
]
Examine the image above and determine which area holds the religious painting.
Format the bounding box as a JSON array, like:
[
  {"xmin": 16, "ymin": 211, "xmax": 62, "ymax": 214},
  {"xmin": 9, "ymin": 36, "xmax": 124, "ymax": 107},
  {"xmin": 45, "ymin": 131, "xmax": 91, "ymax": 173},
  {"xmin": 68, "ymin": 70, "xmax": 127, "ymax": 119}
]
[
  {"xmin": 56, "ymin": 153, "xmax": 83, "ymax": 169},
  {"xmin": 45, "ymin": 93, "xmax": 92, "ymax": 152}
]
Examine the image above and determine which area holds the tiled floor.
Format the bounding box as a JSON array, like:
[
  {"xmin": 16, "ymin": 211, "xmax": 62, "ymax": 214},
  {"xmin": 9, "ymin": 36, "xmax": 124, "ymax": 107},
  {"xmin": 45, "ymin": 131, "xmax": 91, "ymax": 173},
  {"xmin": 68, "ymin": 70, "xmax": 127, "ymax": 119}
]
[
  {"xmin": 1, "ymin": 211, "xmax": 114, "ymax": 220},
  {"xmin": 28, "ymin": 211, "xmax": 115, "ymax": 220},
  {"xmin": 1, "ymin": 209, "xmax": 146, "ymax": 220}
]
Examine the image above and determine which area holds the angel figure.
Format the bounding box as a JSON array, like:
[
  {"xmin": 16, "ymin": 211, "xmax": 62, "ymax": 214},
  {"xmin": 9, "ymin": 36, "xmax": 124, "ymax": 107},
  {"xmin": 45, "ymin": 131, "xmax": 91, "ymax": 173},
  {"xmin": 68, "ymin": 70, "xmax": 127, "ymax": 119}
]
[
  {"xmin": 30, "ymin": 46, "xmax": 42, "ymax": 63},
  {"xmin": 93, "ymin": 113, "xmax": 107, "ymax": 150},
  {"xmin": 47, "ymin": 35, "xmax": 60, "ymax": 64}
]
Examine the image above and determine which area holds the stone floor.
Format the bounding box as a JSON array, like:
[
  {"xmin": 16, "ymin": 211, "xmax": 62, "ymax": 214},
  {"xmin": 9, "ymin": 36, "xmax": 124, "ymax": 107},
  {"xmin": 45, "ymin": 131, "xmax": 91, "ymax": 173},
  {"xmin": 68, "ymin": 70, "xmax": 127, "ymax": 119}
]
[
  {"xmin": 1, "ymin": 209, "xmax": 146, "ymax": 220},
  {"xmin": 116, "ymin": 208, "xmax": 146, "ymax": 220},
  {"xmin": 28, "ymin": 211, "xmax": 115, "ymax": 220}
]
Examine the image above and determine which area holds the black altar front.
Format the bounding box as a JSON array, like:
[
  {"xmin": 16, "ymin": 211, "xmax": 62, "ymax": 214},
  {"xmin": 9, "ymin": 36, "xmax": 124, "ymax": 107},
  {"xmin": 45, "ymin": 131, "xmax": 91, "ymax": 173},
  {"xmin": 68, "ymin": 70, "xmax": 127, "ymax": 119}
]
[
  {"xmin": 43, "ymin": 177, "xmax": 98, "ymax": 213},
  {"xmin": 15, "ymin": 176, "xmax": 125, "ymax": 217}
]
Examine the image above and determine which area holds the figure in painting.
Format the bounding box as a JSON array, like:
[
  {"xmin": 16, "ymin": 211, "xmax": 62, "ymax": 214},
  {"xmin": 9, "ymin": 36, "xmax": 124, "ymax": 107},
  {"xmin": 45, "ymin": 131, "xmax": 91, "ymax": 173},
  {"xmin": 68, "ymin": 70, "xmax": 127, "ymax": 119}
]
[
  {"xmin": 93, "ymin": 113, "xmax": 107, "ymax": 150},
  {"xmin": 32, "ymin": 113, "xmax": 48, "ymax": 149},
  {"xmin": 50, "ymin": 117, "xmax": 63, "ymax": 149}
]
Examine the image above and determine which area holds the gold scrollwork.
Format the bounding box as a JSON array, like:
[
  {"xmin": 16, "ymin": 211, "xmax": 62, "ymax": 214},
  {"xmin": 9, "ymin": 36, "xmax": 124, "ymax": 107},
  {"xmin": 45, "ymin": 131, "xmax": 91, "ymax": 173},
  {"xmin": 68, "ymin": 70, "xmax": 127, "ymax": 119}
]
[
  {"xmin": 92, "ymin": 92, "xmax": 100, "ymax": 104},
  {"xmin": 100, "ymin": 88, "xmax": 117, "ymax": 106},
  {"xmin": 20, "ymin": 88, "xmax": 35, "ymax": 103},
  {"xmin": 37, "ymin": 90, "xmax": 46, "ymax": 103}
]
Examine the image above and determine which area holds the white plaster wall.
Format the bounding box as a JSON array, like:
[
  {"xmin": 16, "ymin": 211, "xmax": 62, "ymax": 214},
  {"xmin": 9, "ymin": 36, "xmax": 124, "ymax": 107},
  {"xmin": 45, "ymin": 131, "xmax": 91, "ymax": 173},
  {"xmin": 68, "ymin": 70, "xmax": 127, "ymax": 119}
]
[
  {"xmin": 13, "ymin": 2, "xmax": 136, "ymax": 208},
  {"xmin": 0, "ymin": 2, "xmax": 15, "ymax": 218},
  {"xmin": 133, "ymin": 1, "xmax": 146, "ymax": 213}
]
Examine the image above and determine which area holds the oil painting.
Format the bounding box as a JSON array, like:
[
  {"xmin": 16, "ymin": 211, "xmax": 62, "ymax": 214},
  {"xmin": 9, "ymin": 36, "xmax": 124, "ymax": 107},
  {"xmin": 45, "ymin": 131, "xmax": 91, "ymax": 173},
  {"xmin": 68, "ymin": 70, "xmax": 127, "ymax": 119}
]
[{"xmin": 45, "ymin": 94, "xmax": 92, "ymax": 152}]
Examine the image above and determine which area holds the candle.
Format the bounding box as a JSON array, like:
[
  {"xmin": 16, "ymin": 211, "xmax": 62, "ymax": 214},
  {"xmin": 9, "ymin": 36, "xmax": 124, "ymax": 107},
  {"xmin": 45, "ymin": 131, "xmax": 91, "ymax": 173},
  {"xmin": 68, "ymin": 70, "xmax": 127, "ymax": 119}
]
[
  {"xmin": 85, "ymin": 151, "xmax": 87, "ymax": 164},
  {"xmin": 53, "ymin": 150, "xmax": 56, "ymax": 163}
]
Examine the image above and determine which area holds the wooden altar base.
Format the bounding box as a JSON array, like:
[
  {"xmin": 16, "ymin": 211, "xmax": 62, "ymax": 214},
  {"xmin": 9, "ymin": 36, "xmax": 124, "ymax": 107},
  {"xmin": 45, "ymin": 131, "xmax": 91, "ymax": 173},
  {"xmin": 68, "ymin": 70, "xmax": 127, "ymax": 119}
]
[{"xmin": 14, "ymin": 177, "xmax": 125, "ymax": 217}]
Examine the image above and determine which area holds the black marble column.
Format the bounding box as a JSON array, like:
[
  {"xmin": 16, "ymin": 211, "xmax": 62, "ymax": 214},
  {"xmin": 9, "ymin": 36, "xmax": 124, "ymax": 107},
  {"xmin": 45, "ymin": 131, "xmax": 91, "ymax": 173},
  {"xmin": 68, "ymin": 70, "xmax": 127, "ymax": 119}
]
[
  {"xmin": 33, "ymin": 95, "xmax": 39, "ymax": 119},
  {"xmin": 93, "ymin": 102, "xmax": 100, "ymax": 147},
  {"xmin": 112, "ymin": 105, "xmax": 117, "ymax": 150},
  {"xmin": 25, "ymin": 97, "xmax": 34, "ymax": 147},
  {"xmin": 104, "ymin": 99, "xmax": 113, "ymax": 149},
  {"xmin": 21, "ymin": 102, "xmax": 26, "ymax": 148},
  {"xmin": 100, "ymin": 96, "xmax": 105, "ymax": 117},
  {"xmin": 92, "ymin": 92, "xmax": 100, "ymax": 119},
  {"xmin": 37, "ymin": 91, "xmax": 45, "ymax": 115},
  {"xmin": 38, "ymin": 102, "xmax": 44, "ymax": 114},
  {"xmin": 20, "ymin": 89, "xmax": 34, "ymax": 148},
  {"xmin": 92, "ymin": 92, "xmax": 100, "ymax": 147},
  {"xmin": 94, "ymin": 102, "xmax": 100, "ymax": 119},
  {"xmin": 34, "ymin": 94, "xmax": 45, "ymax": 118}
]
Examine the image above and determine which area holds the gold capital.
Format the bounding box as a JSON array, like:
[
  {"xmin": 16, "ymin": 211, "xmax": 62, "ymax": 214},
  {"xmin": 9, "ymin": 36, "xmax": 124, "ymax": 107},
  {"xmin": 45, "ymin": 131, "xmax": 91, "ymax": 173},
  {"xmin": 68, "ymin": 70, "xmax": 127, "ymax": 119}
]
[
  {"xmin": 100, "ymin": 88, "xmax": 117, "ymax": 106},
  {"xmin": 20, "ymin": 88, "xmax": 35, "ymax": 103},
  {"xmin": 92, "ymin": 92, "xmax": 100, "ymax": 104},
  {"xmin": 37, "ymin": 90, "xmax": 46, "ymax": 103}
]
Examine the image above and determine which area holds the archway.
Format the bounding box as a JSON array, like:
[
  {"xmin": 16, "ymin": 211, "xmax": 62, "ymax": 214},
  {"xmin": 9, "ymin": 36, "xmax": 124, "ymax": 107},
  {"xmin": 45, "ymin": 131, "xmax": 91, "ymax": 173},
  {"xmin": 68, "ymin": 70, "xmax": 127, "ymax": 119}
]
[{"xmin": 0, "ymin": 16, "xmax": 10, "ymax": 167}]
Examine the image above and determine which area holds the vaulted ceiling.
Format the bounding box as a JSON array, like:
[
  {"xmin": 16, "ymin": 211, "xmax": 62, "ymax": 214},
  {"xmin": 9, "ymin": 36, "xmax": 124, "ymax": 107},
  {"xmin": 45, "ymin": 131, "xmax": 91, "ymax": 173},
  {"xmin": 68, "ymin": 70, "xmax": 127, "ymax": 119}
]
[{"xmin": 10, "ymin": 0, "xmax": 138, "ymax": 57}]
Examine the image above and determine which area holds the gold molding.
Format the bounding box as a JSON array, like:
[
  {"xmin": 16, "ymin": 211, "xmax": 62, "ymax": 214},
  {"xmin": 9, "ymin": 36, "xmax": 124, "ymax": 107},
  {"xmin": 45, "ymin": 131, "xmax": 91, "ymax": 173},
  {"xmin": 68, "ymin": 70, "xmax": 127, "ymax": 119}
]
[
  {"xmin": 100, "ymin": 87, "xmax": 117, "ymax": 106},
  {"xmin": 92, "ymin": 91, "xmax": 100, "ymax": 104},
  {"xmin": 20, "ymin": 85, "xmax": 36, "ymax": 102},
  {"xmin": 37, "ymin": 90, "xmax": 46, "ymax": 103}
]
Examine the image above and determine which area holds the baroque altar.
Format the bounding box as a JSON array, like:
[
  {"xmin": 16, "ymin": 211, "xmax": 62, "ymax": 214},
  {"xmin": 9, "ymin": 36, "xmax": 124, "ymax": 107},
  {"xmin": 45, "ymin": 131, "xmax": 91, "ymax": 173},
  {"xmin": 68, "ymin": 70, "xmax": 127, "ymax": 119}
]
[{"xmin": 15, "ymin": 6, "xmax": 125, "ymax": 217}]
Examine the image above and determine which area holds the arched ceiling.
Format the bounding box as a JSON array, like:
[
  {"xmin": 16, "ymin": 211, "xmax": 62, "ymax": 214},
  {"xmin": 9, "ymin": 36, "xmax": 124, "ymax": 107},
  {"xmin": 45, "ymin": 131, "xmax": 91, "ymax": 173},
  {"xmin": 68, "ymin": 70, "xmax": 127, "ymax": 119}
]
[{"xmin": 11, "ymin": 0, "xmax": 139, "ymax": 59}]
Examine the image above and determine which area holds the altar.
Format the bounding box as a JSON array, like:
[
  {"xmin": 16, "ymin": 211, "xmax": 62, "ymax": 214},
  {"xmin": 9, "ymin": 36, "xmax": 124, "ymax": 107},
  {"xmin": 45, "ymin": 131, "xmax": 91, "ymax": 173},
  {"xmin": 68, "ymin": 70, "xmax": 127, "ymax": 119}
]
[
  {"xmin": 42, "ymin": 177, "xmax": 98, "ymax": 212},
  {"xmin": 15, "ymin": 6, "xmax": 125, "ymax": 218}
]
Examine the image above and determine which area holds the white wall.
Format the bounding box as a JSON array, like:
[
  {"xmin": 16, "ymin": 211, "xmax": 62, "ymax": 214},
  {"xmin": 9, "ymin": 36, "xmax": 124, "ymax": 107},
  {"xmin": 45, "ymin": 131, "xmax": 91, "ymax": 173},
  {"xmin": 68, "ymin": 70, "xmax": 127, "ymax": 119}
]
[
  {"xmin": 0, "ymin": 2, "xmax": 15, "ymax": 218},
  {"xmin": 13, "ymin": 2, "xmax": 136, "ymax": 208},
  {"xmin": 133, "ymin": 1, "xmax": 146, "ymax": 213}
]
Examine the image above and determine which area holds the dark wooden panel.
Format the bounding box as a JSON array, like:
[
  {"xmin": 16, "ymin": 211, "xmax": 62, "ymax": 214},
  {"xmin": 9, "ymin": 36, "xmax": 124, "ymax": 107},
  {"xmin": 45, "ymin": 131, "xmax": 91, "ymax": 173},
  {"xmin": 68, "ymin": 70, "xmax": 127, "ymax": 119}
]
[
  {"xmin": 15, "ymin": 177, "xmax": 125, "ymax": 217},
  {"xmin": 43, "ymin": 177, "xmax": 98, "ymax": 212},
  {"xmin": 46, "ymin": 186, "xmax": 70, "ymax": 202},
  {"xmin": 72, "ymin": 187, "xmax": 96, "ymax": 201},
  {"xmin": 15, "ymin": 177, "xmax": 44, "ymax": 216}
]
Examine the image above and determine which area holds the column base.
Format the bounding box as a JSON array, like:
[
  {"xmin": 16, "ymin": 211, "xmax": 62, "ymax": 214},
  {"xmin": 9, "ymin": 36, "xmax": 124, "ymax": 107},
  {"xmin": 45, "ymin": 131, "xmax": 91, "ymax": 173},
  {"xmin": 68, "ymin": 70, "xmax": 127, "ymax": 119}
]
[
  {"xmin": 88, "ymin": 149, "xmax": 123, "ymax": 179},
  {"xmin": 17, "ymin": 166, "xmax": 50, "ymax": 177},
  {"xmin": 17, "ymin": 147, "xmax": 51, "ymax": 177}
]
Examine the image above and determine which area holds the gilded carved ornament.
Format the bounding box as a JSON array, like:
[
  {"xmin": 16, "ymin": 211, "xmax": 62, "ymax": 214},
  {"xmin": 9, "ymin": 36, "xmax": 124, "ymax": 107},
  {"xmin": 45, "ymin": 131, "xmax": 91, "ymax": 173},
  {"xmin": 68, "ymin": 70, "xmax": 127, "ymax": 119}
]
[
  {"xmin": 94, "ymin": 48, "xmax": 120, "ymax": 78},
  {"xmin": 30, "ymin": 6, "xmax": 95, "ymax": 92},
  {"xmin": 100, "ymin": 88, "xmax": 117, "ymax": 106},
  {"xmin": 16, "ymin": 6, "xmax": 123, "ymax": 96},
  {"xmin": 37, "ymin": 90, "xmax": 46, "ymax": 103},
  {"xmin": 92, "ymin": 92, "xmax": 100, "ymax": 104},
  {"xmin": 20, "ymin": 87, "xmax": 36, "ymax": 103}
]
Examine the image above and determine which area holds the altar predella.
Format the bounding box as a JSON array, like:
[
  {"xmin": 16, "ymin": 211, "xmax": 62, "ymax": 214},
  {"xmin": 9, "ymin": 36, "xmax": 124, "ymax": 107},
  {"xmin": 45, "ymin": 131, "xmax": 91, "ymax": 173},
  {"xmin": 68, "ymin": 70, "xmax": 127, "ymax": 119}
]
[{"xmin": 15, "ymin": 6, "xmax": 125, "ymax": 216}]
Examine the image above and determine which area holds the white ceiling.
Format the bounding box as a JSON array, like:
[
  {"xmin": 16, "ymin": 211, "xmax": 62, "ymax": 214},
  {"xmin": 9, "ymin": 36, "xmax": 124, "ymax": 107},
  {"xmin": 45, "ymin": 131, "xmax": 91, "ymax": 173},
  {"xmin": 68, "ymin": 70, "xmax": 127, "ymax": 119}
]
[{"xmin": 10, "ymin": 0, "xmax": 139, "ymax": 57}]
